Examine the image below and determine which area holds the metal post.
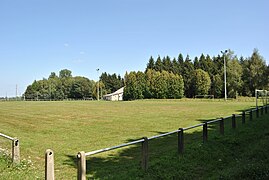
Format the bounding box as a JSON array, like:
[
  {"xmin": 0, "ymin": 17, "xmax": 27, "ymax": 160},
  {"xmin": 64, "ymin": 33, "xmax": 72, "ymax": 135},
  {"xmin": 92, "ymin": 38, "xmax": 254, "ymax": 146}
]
[
  {"xmin": 224, "ymin": 55, "xmax": 227, "ymax": 101},
  {"xmin": 96, "ymin": 69, "xmax": 100, "ymax": 101},
  {"xmin": 221, "ymin": 50, "xmax": 228, "ymax": 101},
  {"xmin": 266, "ymin": 90, "xmax": 268, "ymax": 108},
  {"xmin": 250, "ymin": 110, "xmax": 253, "ymax": 121},
  {"xmin": 141, "ymin": 137, "xmax": 149, "ymax": 171},
  {"xmin": 265, "ymin": 90, "xmax": 268, "ymax": 107},
  {"xmin": 178, "ymin": 128, "xmax": 184, "ymax": 154},
  {"xmin": 16, "ymin": 84, "xmax": 18, "ymax": 101},
  {"xmin": 256, "ymin": 108, "xmax": 259, "ymax": 118},
  {"xmin": 77, "ymin": 151, "xmax": 86, "ymax": 180},
  {"xmin": 261, "ymin": 106, "xmax": 264, "ymax": 116},
  {"xmin": 12, "ymin": 138, "xmax": 20, "ymax": 164},
  {"xmin": 45, "ymin": 149, "xmax": 54, "ymax": 180},
  {"xmin": 203, "ymin": 123, "xmax": 208, "ymax": 143},
  {"xmin": 232, "ymin": 114, "xmax": 236, "ymax": 129},
  {"xmin": 255, "ymin": 89, "xmax": 258, "ymax": 109},
  {"xmin": 220, "ymin": 118, "xmax": 224, "ymax": 135},
  {"xmin": 242, "ymin": 111, "xmax": 245, "ymax": 124}
]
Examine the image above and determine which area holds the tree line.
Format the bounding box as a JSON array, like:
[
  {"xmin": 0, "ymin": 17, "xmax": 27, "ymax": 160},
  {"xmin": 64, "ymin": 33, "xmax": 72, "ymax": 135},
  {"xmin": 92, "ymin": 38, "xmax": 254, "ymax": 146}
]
[
  {"xmin": 24, "ymin": 69, "xmax": 125, "ymax": 100},
  {"xmin": 24, "ymin": 69, "xmax": 95, "ymax": 100},
  {"xmin": 144, "ymin": 49, "xmax": 268, "ymax": 98},
  {"xmin": 24, "ymin": 49, "xmax": 268, "ymax": 100}
]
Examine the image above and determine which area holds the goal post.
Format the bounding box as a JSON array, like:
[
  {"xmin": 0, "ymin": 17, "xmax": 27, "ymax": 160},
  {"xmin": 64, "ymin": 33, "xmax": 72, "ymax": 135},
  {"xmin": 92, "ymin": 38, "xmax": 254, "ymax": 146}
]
[{"xmin": 255, "ymin": 89, "xmax": 268, "ymax": 109}]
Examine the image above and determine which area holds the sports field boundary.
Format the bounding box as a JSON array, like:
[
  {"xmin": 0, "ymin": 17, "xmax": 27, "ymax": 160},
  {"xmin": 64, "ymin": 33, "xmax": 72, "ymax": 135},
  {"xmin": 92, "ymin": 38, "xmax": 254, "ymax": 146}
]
[{"xmin": 76, "ymin": 105, "xmax": 268, "ymax": 180}]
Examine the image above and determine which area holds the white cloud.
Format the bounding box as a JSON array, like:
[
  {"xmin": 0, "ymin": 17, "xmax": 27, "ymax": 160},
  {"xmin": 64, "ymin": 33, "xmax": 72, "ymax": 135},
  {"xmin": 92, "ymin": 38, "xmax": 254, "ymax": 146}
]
[{"xmin": 73, "ymin": 59, "xmax": 84, "ymax": 64}]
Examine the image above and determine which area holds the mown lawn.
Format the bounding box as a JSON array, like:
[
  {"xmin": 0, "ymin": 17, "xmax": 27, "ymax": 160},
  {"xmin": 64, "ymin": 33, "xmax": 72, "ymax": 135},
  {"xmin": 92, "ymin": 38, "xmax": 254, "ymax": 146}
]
[{"xmin": 0, "ymin": 99, "xmax": 259, "ymax": 179}]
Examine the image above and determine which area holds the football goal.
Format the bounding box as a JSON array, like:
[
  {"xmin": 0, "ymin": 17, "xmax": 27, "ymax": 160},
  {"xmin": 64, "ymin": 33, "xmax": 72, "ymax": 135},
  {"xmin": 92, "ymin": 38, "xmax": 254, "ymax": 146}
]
[{"xmin": 255, "ymin": 89, "xmax": 268, "ymax": 109}]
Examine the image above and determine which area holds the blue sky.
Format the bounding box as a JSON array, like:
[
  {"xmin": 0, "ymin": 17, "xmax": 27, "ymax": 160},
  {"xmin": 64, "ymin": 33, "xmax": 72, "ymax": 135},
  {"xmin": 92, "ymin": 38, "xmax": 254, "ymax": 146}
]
[{"xmin": 0, "ymin": 0, "xmax": 268, "ymax": 97}]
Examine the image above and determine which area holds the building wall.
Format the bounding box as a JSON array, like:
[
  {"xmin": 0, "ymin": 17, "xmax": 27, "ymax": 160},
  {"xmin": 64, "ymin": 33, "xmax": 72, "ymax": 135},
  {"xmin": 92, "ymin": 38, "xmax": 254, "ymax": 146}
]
[
  {"xmin": 104, "ymin": 93, "xmax": 123, "ymax": 101},
  {"xmin": 103, "ymin": 87, "xmax": 124, "ymax": 101}
]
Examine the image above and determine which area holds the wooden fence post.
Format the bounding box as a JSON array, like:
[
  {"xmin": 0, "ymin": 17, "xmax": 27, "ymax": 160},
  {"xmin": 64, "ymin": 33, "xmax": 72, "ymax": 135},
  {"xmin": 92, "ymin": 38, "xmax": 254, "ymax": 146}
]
[
  {"xmin": 203, "ymin": 123, "xmax": 208, "ymax": 143},
  {"xmin": 232, "ymin": 114, "xmax": 236, "ymax": 129},
  {"xmin": 45, "ymin": 149, "xmax": 54, "ymax": 180},
  {"xmin": 178, "ymin": 128, "xmax": 184, "ymax": 154},
  {"xmin": 220, "ymin": 118, "xmax": 224, "ymax": 135},
  {"xmin": 242, "ymin": 111, "xmax": 245, "ymax": 124},
  {"xmin": 77, "ymin": 151, "xmax": 86, "ymax": 180},
  {"xmin": 141, "ymin": 137, "xmax": 149, "ymax": 171},
  {"xmin": 250, "ymin": 110, "xmax": 253, "ymax": 121},
  {"xmin": 12, "ymin": 138, "xmax": 20, "ymax": 164}
]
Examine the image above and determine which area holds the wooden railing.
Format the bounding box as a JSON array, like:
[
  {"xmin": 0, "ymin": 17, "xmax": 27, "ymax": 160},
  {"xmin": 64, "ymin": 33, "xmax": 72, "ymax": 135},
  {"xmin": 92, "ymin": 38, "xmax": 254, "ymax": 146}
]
[
  {"xmin": 77, "ymin": 105, "xmax": 268, "ymax": 180},
  {"xmin": 0, "ymin": 133, "xmax": 20, "ymax": 164}
]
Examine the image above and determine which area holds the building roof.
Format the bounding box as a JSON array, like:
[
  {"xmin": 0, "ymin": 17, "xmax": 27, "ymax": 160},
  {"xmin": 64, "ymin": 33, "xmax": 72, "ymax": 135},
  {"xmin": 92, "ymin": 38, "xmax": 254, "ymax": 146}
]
[{"xmin": 103, "ymin": 87, "xmax": 124, "ymax": 97}]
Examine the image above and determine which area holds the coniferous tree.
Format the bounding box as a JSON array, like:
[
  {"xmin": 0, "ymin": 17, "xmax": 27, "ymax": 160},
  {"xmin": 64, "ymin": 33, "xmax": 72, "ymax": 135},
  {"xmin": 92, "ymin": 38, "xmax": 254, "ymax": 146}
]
[
  {"xmin": 171, "ymin": 58, "xmax": 179, "ymax": 74},
  {"xmin": 183, "ymin": 55, "xmax": 194, "ymax": 97},
  {"xmin": 155, "ymin": 56, "xmax": 163, "ymax": 72},
  {"xmin": 100, "ymin": 73, "xmax": 124, "ymax": 93},
  {"xmin": 162, "ymin": 56, "xmax": 172, "ymax": 72},
  {"xmin": 194, "ymin": 57, "xmax": 199, "ymax": 69},
  {"xmin": 199, "ymin": 54, "xmax": 206, "ymax": 71},
  {"xmin": 146, "ymin": 56, "xmax": 155, "ymax": 71},
  {"xmin": 177, "ymin": 53, "xmax": 184, "ymax": 74}
]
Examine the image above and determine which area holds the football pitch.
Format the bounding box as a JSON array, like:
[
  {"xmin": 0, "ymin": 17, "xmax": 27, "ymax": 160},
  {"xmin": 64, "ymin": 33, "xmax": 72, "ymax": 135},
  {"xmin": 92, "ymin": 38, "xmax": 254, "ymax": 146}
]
[{"xmin": 0, "ymin": 99, "xmax": 256, "ymax": 179}]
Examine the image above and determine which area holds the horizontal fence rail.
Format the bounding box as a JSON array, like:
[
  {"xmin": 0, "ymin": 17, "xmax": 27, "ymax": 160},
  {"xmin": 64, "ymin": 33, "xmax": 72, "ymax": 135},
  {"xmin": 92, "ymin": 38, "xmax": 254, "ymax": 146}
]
[
  {"xmin": 0, "ymin": 133, "xmax": 15, "ymax": 141},
  {"xmin": 77, "ymin": 105, "xmax": 268, "ymax": 180},
  {"xmin": 0, "ymin": 133, "xmax": 20, "ymax": 164},
  {"xmin": 85, "ymin": 139, "xmax": 145, "ymax": 156},
  {"xmin": 183, "ymin": 123, "xmax": 204, "ymax": 131},
  {"xmin": 148, "ymin": 129, "xmax": 180, "ymax": 140}
]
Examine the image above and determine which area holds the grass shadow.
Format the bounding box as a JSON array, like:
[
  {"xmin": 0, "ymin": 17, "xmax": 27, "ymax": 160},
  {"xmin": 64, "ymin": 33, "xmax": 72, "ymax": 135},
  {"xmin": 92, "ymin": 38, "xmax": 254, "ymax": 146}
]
[{"xmin": 64, "ymin": 107, "xmax": 269, "ymax": 179}]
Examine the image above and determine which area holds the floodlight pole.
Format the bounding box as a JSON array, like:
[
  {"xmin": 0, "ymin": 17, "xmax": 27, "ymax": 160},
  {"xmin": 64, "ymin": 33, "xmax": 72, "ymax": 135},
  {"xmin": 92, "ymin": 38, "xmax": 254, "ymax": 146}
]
[
  {"xmin": 255, "ymin": 89, "xmax": 258, "ymax": 109},
  {"xmin": 96, "ymin": 68, "xmax": 100, "ymax": 101},
  {"xmin": 16, "ymin": 84, "xmax": 18, "ymax": 101},
  {"xmin": 221, "ymin": 50, "xmax": 228, "ymax": 101}
]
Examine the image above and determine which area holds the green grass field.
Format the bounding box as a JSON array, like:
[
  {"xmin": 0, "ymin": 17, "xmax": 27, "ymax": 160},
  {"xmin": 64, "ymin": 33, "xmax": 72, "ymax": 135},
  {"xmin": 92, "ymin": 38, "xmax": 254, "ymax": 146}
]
[{"xmin": 1, "ymin": 99, "xmax": 266, "ymax": 179}]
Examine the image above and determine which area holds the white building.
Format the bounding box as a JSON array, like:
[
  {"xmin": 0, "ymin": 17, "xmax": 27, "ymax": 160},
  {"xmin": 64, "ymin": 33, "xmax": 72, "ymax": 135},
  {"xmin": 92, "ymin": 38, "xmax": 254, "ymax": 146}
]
[{"xmin": 103, "ymin": 87, "xmax": 124, "ymax": 101}]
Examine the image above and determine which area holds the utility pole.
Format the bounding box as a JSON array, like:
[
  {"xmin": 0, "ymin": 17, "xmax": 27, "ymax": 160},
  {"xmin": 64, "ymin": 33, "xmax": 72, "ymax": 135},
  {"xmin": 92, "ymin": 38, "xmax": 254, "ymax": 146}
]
[
  {"xmin": 96, "ymin": 68, "xmax": 100, "ymax": 101},
  {"xmin": 100, "ymin": 81, "xmax": 103, "ymax": 99},
  {"xmin": 221, "ymin": 50, "xmax": 228, "ymax": 101},
  {"xmin": 16, "ymin": 84, "xmax": 18, "ymax": 101},
  {"xmin": 49, "ymin": 84, "xmax": 51, "ymax": 101}
]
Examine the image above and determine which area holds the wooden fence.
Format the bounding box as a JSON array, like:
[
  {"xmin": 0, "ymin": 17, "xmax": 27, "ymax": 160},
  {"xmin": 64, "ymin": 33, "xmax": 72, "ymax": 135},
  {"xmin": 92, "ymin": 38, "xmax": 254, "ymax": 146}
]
[
  {"xmin": 1, "ymin": 105, "xmax": 268, "ymax": 179},
  {"xmin": 77, "ymin": 105, "xmax": 268, "ymax": 180},
  {"xmin": 0, "ymin": 133, "xmax": 20, "ymax": 164}
]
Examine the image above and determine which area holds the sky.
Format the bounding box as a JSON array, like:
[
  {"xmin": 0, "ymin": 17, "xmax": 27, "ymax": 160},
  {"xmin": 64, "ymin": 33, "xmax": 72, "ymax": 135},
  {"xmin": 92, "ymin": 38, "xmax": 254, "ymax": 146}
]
[{"xmin": 0, "ymin": 0, "xmax": 268, "ymax": 97}]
